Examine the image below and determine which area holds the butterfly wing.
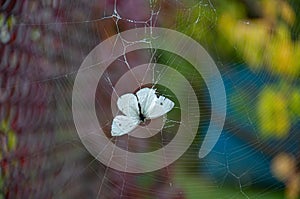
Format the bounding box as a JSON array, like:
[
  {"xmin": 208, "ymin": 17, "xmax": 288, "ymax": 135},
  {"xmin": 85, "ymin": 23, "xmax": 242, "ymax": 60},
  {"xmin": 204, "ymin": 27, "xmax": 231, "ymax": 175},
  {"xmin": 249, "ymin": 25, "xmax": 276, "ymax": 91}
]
[
  {"xmin": 117, "ymin": 93, "xmax": 139, "ymax": 117},
  {"xmin": 111, "ymin": 115, "xmax": 139, "ymax": 136},
  {"xmin": 136, "ymin": 88, "xmax": 157, "ymax": 117},
  {"xmin": 147, "ymin": 95, "xmax": 175, "ymax": 119}
]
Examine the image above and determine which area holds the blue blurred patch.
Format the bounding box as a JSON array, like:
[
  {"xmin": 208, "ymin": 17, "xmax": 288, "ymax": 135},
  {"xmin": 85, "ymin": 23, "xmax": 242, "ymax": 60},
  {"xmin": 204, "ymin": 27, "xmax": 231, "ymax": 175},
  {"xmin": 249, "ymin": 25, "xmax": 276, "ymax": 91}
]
[{"xmin": 200, "ymin": 65, "xmax": 300, "ymax": 187}]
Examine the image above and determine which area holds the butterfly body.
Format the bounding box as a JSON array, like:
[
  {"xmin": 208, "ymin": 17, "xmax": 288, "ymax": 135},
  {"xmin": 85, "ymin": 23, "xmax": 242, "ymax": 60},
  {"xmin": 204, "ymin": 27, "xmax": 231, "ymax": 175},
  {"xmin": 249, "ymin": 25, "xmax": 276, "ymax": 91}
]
[
  {"xmin": 138, "ymin": 111, "xmax": 146, "ymax": 122},
  {"xmin": 111, "ymin": 88, "xmax": 175, "ymax": 136},
  {"xmin": 136, "ymin": 94, "xmax": 147, "ymax": 122}
]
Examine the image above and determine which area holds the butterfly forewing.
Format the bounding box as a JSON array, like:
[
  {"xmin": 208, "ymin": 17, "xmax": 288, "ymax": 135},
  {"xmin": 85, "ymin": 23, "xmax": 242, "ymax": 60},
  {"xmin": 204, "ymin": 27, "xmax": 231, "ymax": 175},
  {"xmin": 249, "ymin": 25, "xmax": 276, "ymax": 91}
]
[
  {"xmin": 117, "ymin": 93, "xmax": 139, "ymax": 117},
  {"xmin": 136, "ymin": 88, "xmax": 157, "ymax": 117},
  {"xmin": 111, "ymin": 115, "xmax": 140, "ymax": 136},
  {"xmin": 147, "ymin": 95, "xmax": 175, "ymax": 119}
]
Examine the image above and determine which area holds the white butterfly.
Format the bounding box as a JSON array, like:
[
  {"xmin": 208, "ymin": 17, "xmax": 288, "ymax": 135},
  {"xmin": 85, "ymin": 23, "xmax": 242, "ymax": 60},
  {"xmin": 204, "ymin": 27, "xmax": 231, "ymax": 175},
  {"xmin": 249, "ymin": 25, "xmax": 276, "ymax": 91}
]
[{"xmin": 111, "ymin": 87, "xmax": 175, "ymax": 136}]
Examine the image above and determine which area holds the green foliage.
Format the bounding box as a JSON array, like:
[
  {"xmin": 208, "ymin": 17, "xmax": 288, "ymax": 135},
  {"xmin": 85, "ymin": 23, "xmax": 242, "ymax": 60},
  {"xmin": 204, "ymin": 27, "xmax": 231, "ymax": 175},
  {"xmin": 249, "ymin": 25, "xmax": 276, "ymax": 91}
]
[{"xmin": 176, "ymin": 0, "xmax": 300, "ymax": 139}]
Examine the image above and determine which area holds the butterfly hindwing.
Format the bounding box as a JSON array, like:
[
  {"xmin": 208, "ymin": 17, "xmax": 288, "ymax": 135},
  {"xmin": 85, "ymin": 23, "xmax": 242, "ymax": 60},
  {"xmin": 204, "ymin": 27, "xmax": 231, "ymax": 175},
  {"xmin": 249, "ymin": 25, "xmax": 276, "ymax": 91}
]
[
  {"xmin": 117, "ymin": 93, "xmax": 139, "ymax": 117},
  {"xmin": 111, "ymin": 115, "xmax": 139, "ymax": 136},
  {"xmin": 147, "ymin": 95, "xmax": 175, "ymax": 119}
]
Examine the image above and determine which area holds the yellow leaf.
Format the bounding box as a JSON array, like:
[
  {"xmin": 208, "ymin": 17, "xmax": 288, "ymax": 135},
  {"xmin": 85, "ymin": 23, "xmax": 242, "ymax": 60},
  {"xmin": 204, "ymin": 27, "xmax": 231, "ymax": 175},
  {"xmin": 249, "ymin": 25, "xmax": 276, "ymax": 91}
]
[
  {"xmin": 281, "ymin": 1, "xmax": 295, "ymax": 25},
  {"xmin": 0, "ymin": 120, "xmax": 9, "ymax": 134},
  {"xmin": 7, "ymin": 130, "xmax": 17, "ymax": 151},
  {"xmin": 258, "ymin": 87, "xmax": 290, "ymax": 138},
  {"xmin": 290, "ymin": 90, "xmax": 300, "ymax": 116}
]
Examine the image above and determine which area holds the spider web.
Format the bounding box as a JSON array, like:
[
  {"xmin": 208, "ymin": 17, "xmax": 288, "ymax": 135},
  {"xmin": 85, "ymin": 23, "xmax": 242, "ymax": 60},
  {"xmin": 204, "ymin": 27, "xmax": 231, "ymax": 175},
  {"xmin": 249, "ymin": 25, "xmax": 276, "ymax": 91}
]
[{"xmin": 1, "ymin": 0, "xmax": 297, "ymax": 198}]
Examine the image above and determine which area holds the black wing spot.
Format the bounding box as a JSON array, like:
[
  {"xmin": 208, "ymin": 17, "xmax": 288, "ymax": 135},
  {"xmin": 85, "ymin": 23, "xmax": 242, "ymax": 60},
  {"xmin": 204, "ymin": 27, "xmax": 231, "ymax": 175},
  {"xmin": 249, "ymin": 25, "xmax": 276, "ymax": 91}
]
[
  {"xmin": 119, "ymin": 123, "xmax": 121, "ymax": 126},
  {"xmin": 160, "ymin": 102, "xmax": 163, "ymax": 105}
]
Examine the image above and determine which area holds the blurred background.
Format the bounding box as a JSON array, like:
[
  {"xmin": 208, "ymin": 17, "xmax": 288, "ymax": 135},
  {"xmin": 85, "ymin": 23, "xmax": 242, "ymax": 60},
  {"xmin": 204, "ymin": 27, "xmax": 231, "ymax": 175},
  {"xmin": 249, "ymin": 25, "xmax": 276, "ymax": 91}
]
[{"xmin": 1, "ymin": 0, "xmax": 300, "ymax": 198}]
